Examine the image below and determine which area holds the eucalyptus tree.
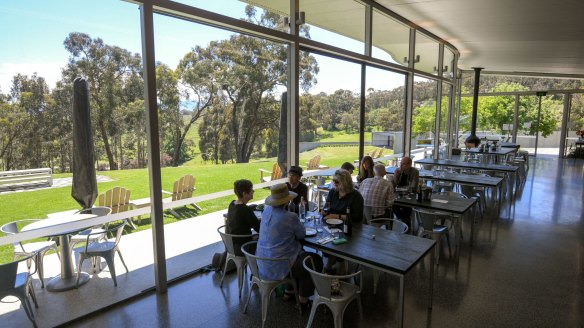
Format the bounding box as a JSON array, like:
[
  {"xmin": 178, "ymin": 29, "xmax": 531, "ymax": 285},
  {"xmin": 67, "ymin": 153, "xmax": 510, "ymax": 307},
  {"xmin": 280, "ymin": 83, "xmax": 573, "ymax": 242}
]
[{"xmin": 62, "ymin": 32, "xmax": 143, "ymax": 170}]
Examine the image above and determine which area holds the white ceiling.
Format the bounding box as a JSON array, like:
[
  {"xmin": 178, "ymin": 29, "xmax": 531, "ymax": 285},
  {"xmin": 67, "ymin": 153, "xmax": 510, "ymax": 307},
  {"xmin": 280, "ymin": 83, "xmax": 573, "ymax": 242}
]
[
  {"xmin": 244, "ymin": 0, "xmax": 584, "ymax": 76},
  {"xmin": 376, "ymin": 0, "xmax": 584, "ymax": 76}
]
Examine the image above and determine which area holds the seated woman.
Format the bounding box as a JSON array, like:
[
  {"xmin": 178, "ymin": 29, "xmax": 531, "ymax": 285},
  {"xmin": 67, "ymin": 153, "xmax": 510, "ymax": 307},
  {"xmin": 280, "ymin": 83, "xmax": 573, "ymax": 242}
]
[
  {"xmin": 324, "ymin": 169, "xmax": 364, "ymax": 223},
  {"xmin": 357, "ymin": 155, "xmax": 374, "ymax": 184},
  {"xmin": 226, "ymin": 179, "xmax": 260, "ymax": 256},
  {"xmin": 257, "ymin": 184, "xmax": 323, "ymax": 307},
  {"xmin": 322, "ymin": 169, "xmax": 364, "ymax": 273}
]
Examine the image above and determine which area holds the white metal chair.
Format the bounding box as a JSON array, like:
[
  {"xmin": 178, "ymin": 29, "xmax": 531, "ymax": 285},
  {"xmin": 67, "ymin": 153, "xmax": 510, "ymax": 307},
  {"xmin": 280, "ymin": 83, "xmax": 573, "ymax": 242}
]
[
  {"xmin": 0, "ymin": 253, "xmax": 39, "ymax": 328},
  {"xmin": 69, "ymin": 206, "xmax": 112, "ymax": 250},
  {"xmin": 1, "ymin": 219, "xmax": 60, "ymax": 289},
  {"xmin": 413, "ymin": 208, "xmax": 452, "ymax": 265},
  {"xmin": 75, "ymin": 221, "xmax": 129, "ymax": 287},
  {"xmin": 307, "ymin": 201, "xmax": 318, "ymax": 212},
  {"xmin": 217, "ymin": 225, "xmax": 253, "ymax": 298},
  {"xmin": 303, "ymin": 256, "xmax": 363, "ymax": 328},
  {"xmin": 368, "ymin": 218, "xmax": 408, "ymax": 294},
  {"xmin": 241, "ymin": 241, "xmax": 299, "ymax": 328}
]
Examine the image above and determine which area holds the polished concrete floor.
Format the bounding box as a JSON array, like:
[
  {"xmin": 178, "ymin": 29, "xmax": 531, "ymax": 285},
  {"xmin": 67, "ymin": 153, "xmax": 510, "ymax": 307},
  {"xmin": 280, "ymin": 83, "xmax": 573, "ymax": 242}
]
[{"xmin": 67, "ymin": 156, "xmax": 584, "ymax": 328}]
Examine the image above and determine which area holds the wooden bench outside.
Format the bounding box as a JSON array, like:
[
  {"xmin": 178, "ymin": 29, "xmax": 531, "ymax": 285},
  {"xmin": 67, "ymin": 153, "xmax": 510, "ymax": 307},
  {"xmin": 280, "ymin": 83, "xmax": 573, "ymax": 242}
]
[{"xmin": 0, "ymin": 168, "xmax": 53, "ymax": 190}]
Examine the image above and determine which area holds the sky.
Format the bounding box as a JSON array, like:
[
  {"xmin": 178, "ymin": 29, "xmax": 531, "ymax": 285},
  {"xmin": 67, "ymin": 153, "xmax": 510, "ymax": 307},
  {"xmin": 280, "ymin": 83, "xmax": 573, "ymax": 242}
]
[{"xmin": 0, "ymin": 0, "xmax": 405, "ymax": 96}]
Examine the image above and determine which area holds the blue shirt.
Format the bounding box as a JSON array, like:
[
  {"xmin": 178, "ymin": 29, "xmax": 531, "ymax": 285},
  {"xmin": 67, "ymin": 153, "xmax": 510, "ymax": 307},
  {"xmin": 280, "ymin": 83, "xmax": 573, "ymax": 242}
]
[{"xmin": 256, "ymin": 205, "xmax": 305, "ymax": 280}]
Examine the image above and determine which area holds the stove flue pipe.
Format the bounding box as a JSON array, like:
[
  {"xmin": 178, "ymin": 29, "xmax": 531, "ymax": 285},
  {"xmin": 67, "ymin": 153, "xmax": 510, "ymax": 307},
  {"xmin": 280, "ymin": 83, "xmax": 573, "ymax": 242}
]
[{"xmin": 465, "ymin": 67, "xmax": 483, "ymax": 147}]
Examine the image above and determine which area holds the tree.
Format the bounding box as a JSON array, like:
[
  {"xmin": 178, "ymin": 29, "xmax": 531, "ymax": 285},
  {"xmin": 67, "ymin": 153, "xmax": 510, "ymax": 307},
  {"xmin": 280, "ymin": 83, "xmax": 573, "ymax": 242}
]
[
  {"xmin": 194, "ymin": 6, "xmax": 318, "ymax": 163},
  {"xmin": 62, "ymin": 32, "xmax": 143, "ymax": 170}
]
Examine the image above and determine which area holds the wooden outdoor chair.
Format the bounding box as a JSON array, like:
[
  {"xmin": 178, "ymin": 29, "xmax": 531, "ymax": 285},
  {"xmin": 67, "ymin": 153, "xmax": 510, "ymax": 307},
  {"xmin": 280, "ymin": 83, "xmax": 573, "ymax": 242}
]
[
  {"xmin": 369, "ymin": 148, "xmax": 380, "ymax": 159},
  {"xmin": 97, "ymin": 187, "xmax": 136, "ymax": 228},
  {"xmin": 163, "ymin": 174, "xmax": 202, "ymax": 216},
  {"xmin": 306, "ymin": 155, "xmax": 329, "ymax": 170},
  {"xmin": 375, "ymin": 147, "xmax": 385, "ymax": 159},
  {"xmin": 259, "ymin": 163, "xmax": 282, "ymax": 183}
]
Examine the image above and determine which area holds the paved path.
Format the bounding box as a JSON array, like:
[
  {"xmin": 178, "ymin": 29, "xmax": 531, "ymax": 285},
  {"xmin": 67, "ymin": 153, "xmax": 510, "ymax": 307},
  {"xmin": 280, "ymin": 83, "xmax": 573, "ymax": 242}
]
[{"xmin": 0, "ymin": 175, "xmax": 113, "ymax": 195}]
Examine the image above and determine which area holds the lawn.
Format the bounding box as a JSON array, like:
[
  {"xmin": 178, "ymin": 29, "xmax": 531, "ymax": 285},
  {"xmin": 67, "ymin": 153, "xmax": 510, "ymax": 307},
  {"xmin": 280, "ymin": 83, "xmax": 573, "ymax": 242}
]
[{"xmin": 0, "ymin": 145, "xmax": 394, "ymax": 263}]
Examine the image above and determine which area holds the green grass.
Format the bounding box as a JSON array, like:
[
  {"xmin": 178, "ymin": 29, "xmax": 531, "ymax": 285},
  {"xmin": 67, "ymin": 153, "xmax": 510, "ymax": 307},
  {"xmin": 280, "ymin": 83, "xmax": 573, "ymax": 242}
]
[
  {"xmin": 316, "ymin": 130, "xmax": 372, "ymax": 142},
  {"xmin": 0, "ymin": 144, "xmax": 393, "ymax": 263}
]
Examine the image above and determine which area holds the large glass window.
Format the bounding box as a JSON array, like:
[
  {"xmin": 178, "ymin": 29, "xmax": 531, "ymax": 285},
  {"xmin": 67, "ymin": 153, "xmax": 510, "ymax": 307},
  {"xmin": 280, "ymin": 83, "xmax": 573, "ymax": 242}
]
[
  {"xmin": 300, "ymin": 0, "xmax": 366, "ymax": 54},
  {"xmin": 365, "ymin": 66, "xmax": 406, "ymax": 156},
  {"xmin": 566, "ymin": 94, "xmax": 584, "ymax": 157},
  {"xmin": 411, "ymin": 76, "xmax": 438, "ymax": 155},
  {"xmin": 444, "ymin": 48, "xmax": 455, "ymax": 79},
  {"xmin": 414, "ymin": 32, "xmax": 439, "ymax": 75},
  {"xmin": 154, "ymin": 13, "xmax": 292, "ymax": 214},
  {"xmin": 439, "ymin": 83, "xmax": 453, "ymax": 158},
  {"xmin": 299, "ymin": 52, "xmax": 361, "ymax": 169},
  {"xmin": 371, "ymin": 9, "xmax": 410, "ymax": 66}
]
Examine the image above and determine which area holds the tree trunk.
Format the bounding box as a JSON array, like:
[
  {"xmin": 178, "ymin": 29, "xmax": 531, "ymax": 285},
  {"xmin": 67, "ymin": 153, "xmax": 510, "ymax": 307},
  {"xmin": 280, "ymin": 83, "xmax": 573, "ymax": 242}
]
[{"xmin": 98, "ymin": 118, "xmax": 117, "ymax": 170}]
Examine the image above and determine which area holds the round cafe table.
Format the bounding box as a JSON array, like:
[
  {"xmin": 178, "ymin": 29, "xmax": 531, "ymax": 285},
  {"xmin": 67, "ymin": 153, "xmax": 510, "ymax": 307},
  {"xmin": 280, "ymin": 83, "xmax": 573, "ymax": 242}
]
[{"xmin": 22, "ymin": 213, "xmax": 97, "ymax": 292}]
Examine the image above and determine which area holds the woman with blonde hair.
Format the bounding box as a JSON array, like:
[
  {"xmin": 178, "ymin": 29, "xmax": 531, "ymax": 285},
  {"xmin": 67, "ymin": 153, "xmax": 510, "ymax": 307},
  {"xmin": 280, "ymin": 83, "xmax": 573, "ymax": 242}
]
[
  {"xmin": 323, "ymin": 169, "xmax": 364, "ymax": 224},
  {"xmin": 322, "ymin": 169, "xmax": 363, "ymax": 273}
]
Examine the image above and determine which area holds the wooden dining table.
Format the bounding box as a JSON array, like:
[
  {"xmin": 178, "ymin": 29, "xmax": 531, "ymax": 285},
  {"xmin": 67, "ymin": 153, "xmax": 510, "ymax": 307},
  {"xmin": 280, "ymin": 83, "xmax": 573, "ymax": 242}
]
[
  {"xmin": 303, "ymin": 223, "xmax": 436, "ymax": 328},
  {"xmin": 22, "ymin": 213, "xmax": 97, "ymax": 292}
]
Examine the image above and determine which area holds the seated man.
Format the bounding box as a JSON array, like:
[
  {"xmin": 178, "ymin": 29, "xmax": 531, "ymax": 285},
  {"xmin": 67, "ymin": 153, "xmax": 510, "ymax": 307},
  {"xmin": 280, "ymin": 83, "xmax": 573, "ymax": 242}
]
[
  {"xmin": 286, "ymin": 165, "xmax": 308, "ymax": 212},
  {"xmin": 391, "ymin": 156, "xmax": 419, "ymax": 231},
  {"xmin": 359, "ymin": 163, "xmax": 394, "ymax": 222}
]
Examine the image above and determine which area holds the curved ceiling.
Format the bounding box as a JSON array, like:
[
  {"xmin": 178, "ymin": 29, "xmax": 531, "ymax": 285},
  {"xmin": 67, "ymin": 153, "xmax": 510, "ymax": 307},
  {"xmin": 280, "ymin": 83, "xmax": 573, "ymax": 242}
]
[{"xmin": 377, "ymin": 0, "xmax": 584, "ymax": 76}]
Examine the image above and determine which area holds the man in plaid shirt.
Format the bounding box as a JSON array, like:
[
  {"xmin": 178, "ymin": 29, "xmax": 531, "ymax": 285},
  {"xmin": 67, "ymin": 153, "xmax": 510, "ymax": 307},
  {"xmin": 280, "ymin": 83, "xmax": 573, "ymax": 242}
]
[{"xmin": 359, "ymin": 163, "xmax": 394, "ymax": 221}]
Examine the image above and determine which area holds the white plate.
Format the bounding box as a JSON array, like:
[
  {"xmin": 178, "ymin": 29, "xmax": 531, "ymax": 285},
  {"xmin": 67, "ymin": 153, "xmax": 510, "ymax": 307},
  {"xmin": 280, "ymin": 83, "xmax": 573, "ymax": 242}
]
[
  {"xmin": 326, "ymin": 218, "xmax": 343, "ymax": 225},
  {"xmin": 305, "ymin": 227, "xmax": 317, "ymax": 236}
]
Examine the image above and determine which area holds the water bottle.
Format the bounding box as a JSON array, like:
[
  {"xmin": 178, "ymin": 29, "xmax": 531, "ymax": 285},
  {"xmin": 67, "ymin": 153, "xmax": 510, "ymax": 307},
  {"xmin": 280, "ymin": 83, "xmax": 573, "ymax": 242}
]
[{"xmin": 298, "ymin": 197, "xmax": 306, "ymax": 223}]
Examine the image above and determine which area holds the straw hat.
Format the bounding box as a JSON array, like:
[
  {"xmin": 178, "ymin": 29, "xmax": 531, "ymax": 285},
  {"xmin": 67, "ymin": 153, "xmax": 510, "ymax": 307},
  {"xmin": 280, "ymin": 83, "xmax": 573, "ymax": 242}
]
[{"xmin": 265, "ymin": 183, "xmax": 297, "ymax": 206}]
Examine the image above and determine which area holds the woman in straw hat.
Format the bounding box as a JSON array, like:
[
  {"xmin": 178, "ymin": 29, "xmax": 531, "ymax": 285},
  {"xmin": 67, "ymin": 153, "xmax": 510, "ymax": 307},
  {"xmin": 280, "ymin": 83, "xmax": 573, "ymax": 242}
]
[{"xmin": 257, "ymin": 183, "xmax": 323, "ymax": 307}]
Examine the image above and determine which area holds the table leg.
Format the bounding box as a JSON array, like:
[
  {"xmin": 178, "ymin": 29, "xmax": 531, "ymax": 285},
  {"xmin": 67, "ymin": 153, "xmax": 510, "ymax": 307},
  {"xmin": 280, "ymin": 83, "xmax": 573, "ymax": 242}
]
[
  {"xmin": 428, "ymin": 244, "xmax": 435, "ymax": 309},
  {"xmin": 46, "ymin": 235, "xmax": 90, "ymax": 292},
  {"xmin": 398, "ymin": 274, "xmax": 405, "ymax": 328}
]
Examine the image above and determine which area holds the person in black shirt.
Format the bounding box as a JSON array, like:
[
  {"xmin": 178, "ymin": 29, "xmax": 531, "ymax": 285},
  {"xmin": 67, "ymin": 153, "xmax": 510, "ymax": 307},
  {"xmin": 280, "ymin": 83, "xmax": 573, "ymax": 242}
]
[
  {"xmin": 227, "ymin": 179, "xmax": 260, "ymax": 255},
  {"xmin": 286, "ymin": 165, "xmax": 308, "ymax": 212}
]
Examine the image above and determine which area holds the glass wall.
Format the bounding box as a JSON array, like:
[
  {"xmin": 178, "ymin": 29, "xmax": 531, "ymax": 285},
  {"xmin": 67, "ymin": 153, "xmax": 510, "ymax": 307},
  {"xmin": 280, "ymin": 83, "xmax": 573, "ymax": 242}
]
[
  {"xmin": 371, "ymin": 9, "xmax": 410, "ymax": 65},
  {"xmin": 440, "ymin": 83, "xmax": 453, "ymax": 158},
  {"xmin": 411, "ymin": 76, "xmax": 438, "ymax": 156},
  {"xmin": 415, "ymin": 32, "xmax": 439, "ymax": 75},
  {"xmin": 565, "ymin": 94, "xmax": 584, "ymax": 157},
  {"xmin": 365, "ymin": 66, "xmax": 406, "ymax": 156},
  {"xmin": 444, "ymin": 48, "xmax": 455, "ymax": 79},
  {"xmin": 300, "ymin": 0, "xmax": 365, "ymax": 54},
  {"xmin": 299, "ymin": 52, "xmax": 361, "ymax": 169},
  {"xmin": 154, "ymin": 12, "xmax": 290, "ymax": 213}
]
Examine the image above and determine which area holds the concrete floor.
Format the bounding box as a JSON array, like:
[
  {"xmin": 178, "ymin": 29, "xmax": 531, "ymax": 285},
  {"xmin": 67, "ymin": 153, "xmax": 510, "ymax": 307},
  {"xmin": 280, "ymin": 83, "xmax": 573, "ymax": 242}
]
[
  {"xmin": 4, "ymin": 156, "xmax": 584, "ymax": 327},
  {"xmin": 69, "ymin": 156, "xmax": 584, "ymax": 328}
]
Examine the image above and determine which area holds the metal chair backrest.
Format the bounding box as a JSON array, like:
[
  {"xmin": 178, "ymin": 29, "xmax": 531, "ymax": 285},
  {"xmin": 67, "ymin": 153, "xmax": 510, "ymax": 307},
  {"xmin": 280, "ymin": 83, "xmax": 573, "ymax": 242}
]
[
  {"xmin": 98, "ymin": 187, "xmax": 132, "ymax": 214},
  {"xmin": 369, "ymin": 218, "xmax": 408, "ymax": 234},
  {"xmin": 307, "ymin": 201, "xmax": 318, "ymax": 212},
  {"xmin": 0, "ymin": 219, "xmax": 43, "ymax": 252},
  {"xmin": 413, "ymin": 208, "xmax": 448, "ymax": 231},
  {"xmin": 302, "ymin": 256, "xmax": 361, "ymax": 300},
  {"xmin": 77, "ymin": 206, "xmax": 112, "ymax": 217},
  {"xmin": 241, "ymin": 241, "xmax": 292, "ymax": 281},
  {"xmin": 0, "ymin": 253, "xmax": 35, "ymax": 293},
  {"xmin": 437, "ymin": 191, "xmax": 467, "ymax": 199},
  {"xmin": 217, "ymin": 225, "xmax": 253, "ymax": 255},
  {"xmin": 82, "ymin": 221, "xmax": 126, "ymax": 253}
]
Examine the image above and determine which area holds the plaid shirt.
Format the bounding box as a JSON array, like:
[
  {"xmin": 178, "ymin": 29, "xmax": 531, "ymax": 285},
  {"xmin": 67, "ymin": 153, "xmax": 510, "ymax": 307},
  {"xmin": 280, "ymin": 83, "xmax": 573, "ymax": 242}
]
[{"xmin": 359, "ymin": 176, "xmax": 394, "ymax": 217}]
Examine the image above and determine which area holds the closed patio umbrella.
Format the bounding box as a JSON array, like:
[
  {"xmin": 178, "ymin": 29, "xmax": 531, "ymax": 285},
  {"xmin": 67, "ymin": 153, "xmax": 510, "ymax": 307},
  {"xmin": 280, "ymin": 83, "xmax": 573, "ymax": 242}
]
[{"xmin": 71, "ymin": 77, "xmax": 98, "ymax": 209}]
